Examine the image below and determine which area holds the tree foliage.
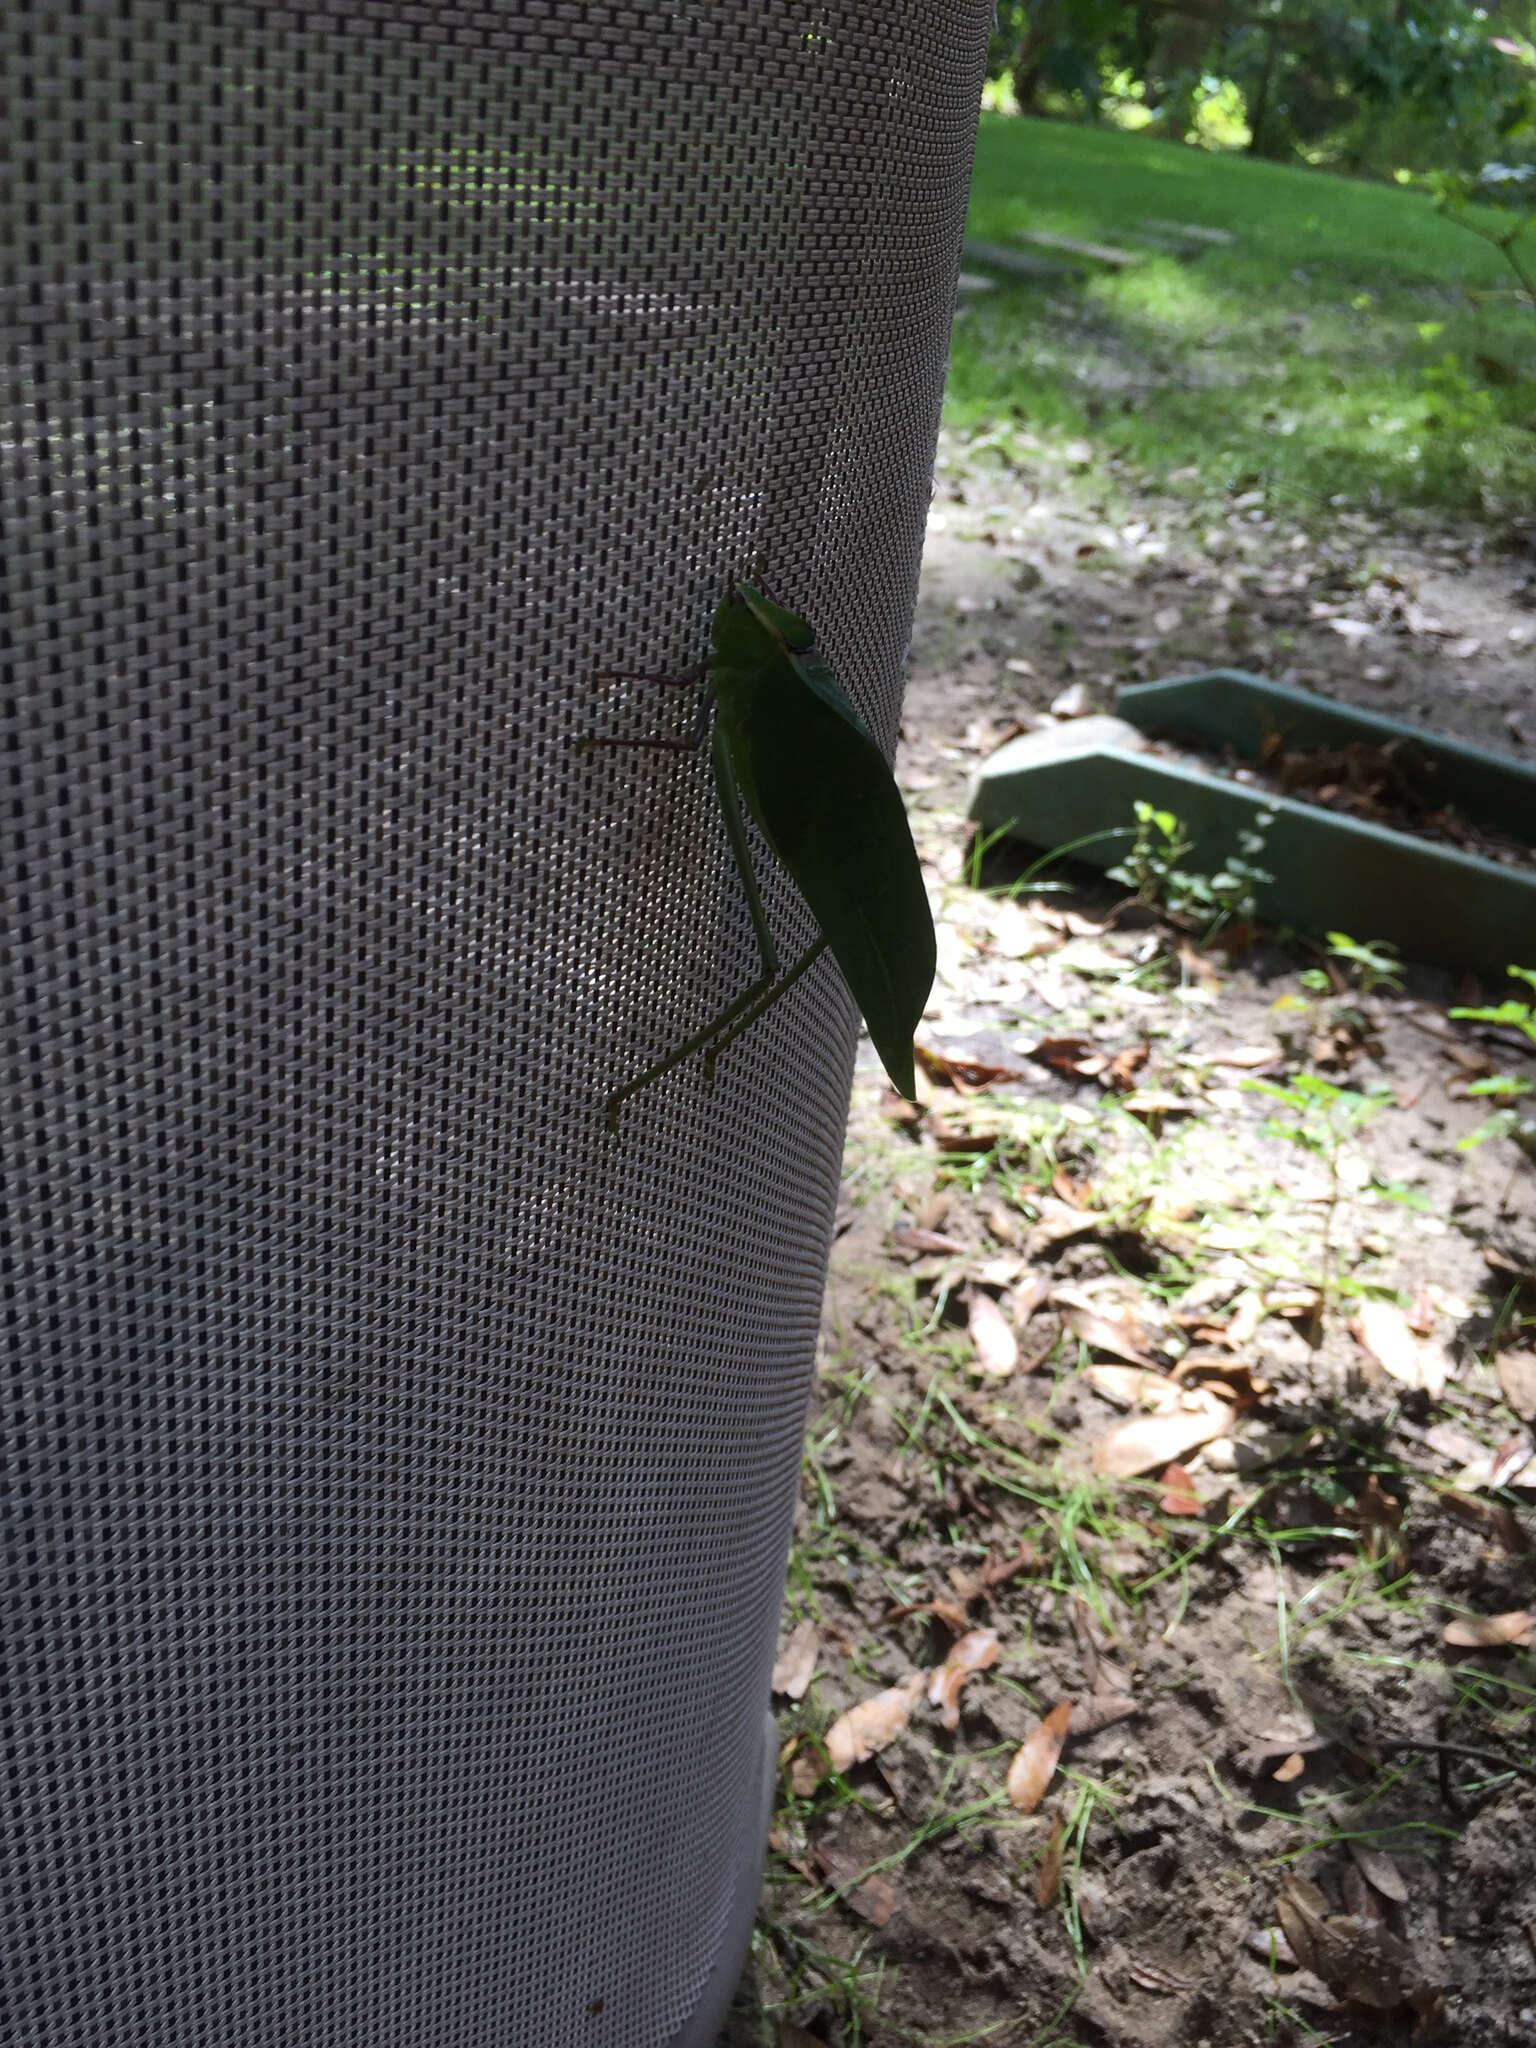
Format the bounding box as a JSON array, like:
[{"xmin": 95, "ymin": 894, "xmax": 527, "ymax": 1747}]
[{"xmin": 988, "ymin": 0, "xmax": 1536, "ymax": 173}]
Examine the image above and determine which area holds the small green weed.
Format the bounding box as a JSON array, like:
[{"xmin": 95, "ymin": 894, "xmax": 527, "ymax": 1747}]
[
  {"xmin": 1106, "ymin": 800, "xmax": 1273, "ymax": 944},
  {"xmin": 1450, "ymin": 965, "xmax": 1536, "ymax": 1164},
  {"xmin": 1246, "ymin": 1072, "xmax": 1392, "ymax": 1313},
  {"xmin": 1319, "ymin": 930, "xmax": 1404, "ymax": 998}
]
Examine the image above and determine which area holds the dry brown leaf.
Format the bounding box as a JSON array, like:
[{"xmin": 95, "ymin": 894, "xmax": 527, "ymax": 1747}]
[
  {"xmin": 1119, "ymin": 1090, "xmax": 1197, "ymax": 1120},
  {"xmin": 823, "ymin": 1672, "xmax": 926, "ymax": 1774},
  {"xmin": 1228, "ymin": 1289, "xmax": 1274, "ymax": 1342},
  {"xmin": 1159, "ymin": 1462, "xmax": 1203, "ymax": 1517},
  {"xmin": 882, "ymin": 1593, "xmax": 972, "ymax": 1633},
  {"xmin": 892, "ymin": 1226, "xmax": 969, "ymax": 1257},
  {"xmin": 988, "ymin": 899, "xmax": 1061, "ymax": 961},
  {"xmin": 1486, "ymin": 1246, "xmax": 1536, "ymax": 1297},
  {"xmin": 973, "ymin": 1253, "xmax": 1025, "ymax": 1288},
  {"xmin": 1060, "ymin": 1303, "xmax": 1159, "ymax": 1370},
  {"xmin": 1439, "ymin": 1489, "xmax": 1530, "ymax": 1554},
  {"xmin": 1177, "ymin": 939, "xmax": 1223, "ymax": 995},
  {"xmin": 1051, "ymin": 1166, "xmax": 1090, "ymax": 1208},
  {"xmin": 1405, "ymin": 1283, "xmax": 1438, "ymax": 1338},
  {"xmin": 771, "ymin": 1618, "xmax": 820, "ymax": 1701},
  {"xmin": 1426, "ymin": 1417, "xmax": 1488, "ymax": 1464},
  {"xmin": 1275, "ymin": 1871, "xmax": 1422, "ymax": 2015},
  {"xmin": 968, "ymin": 1291, "xmax": 1019, "ymax": 1379},
  {"xmin": 1093, "ymin": 1386, "xmax": 1232, "ymax": 1479},
  {"xmin": 1347, "ymin": 1840, "xmax": 1409, "ymax": 1906},
  {"xmin": 1174, "ymin": 1313, "xmax": 1239, "ymax": 1348},
  {"xmin": 788, "ymin": 1752, "xmax": 823, "ymax": 1798},
  {"xmin": 1244, "ymin": 1926, "xmax": 1299, "ymax": 1966},
  {"xmin": 1069, "ymin": 1691, "xmax": 1140, "ymax": 1737},
  {"xmin": 847, "ymin": 1875, "xmax": 896, "ymax": 1927},
  {"xmin": 927, "ymin": 1628, "xmax": 1001, "ymax": 1730},
  {"xmin": 1026, "ymin": 1201, "xmax": 1102, "ymax": 1253},
  {"xmin": 1272, "ymin": 1751, "xmax": 1306, "ymax": 1783},
  {"xmin": 1124, "ymin": 1959, "xmax": 1195, "ymax": 1995},
  {"xmin": 1492, "ymin": 1432, "xmax": 1536, "ymax": 1487},
  {"xmin": 1497, "ymin": 1352, "xmax": 1536, "ymax": 1424},
  {"xmin": 928, "ymin": 1114, "xmax": 1001, "ymax": 1154},
  {"xmin": 1442, "ymin": 1610, "xmax": 1535, "ymax": 1648},
  {"xmin": 915, "ymin": 1043, "xmax": 1027, "ymax": 1094},
  {"xmin": 1007, "ymin": 1700, "xmax": 1073, "ymax": 1814},
  {"xmin": 1012, "ymin": 1273, "xmax": 1051, "ymax": 1325},
  {"xmin": 1169, "ymin": 1355, "xmax": 1269, "ymax": 1406},
  {"xmin": 1026, "ymin": 1035, "xmax": 1101, "ymax": 1078},
  {"xmin": 958, "ymin": 1541, "xmax": 1041, "ymax": 1603},
  {"xmin": 1243, "ymin": 1715, "xmax": 1328, "ymax": 1770},
  {"xmin": 1035, "ymin": 1814, "xmax": 1065, "ymax": 1907},
  {"xmin": 1442, "ymin": 1041, "xmax": 1496, "ymax": 1078},
  {"xmin": 1206, "ymin": 1043, "xmax": 1283, "ymax": 1069},
  {"xmin": 1107, "ymin": 1041, "xmax": 1151, "ymax": 1091},
  {"xmin": 1340, "ymin": 1860, "xmax": 1387, "ymax": 1926},
  {"xmin": 1087, "ymin": 1362, "xmax": 1176, "ymax": 1410},
  {"xmin": 982, "ymin": 1199, "xmax": 1023, "ymax": 1247},
  {"xmin": 881, "ymin": 1091, "xmax": 926, "ymax": 1128},
  {"xmin": 814, "ymin": 1845, "xmax": 899, "ymax": 1926},
  {"xmin": 1351, "ymin": 1298, "xmax": 1451, "ymax": 1399}
]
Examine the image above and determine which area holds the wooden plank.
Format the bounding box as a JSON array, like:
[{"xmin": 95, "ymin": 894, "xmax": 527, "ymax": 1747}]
[
  {"xmin": 960, "ymin": 236, "xmax": 1081, "ymax": 281},
  {"xmin": 1012, "ymin": 228, "xmax": 1147, "ymax": 269},
  {"xmin": 1142, "ymin": 217, "xmax": 1237, "ymax": 246}
]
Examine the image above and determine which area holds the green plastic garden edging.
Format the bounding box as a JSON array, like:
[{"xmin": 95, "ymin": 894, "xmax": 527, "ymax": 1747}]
[{"xmin": 967, "ymin": 671, "xmax": 1536, "ymax": 983}]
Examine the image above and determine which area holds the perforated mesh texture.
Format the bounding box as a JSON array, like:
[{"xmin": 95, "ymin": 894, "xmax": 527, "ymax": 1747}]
[{"xmin": 3, "ymin": 6, "xmax": 990, "ymax": 2042}]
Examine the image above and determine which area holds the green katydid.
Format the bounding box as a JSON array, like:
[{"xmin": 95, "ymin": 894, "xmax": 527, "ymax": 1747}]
[{"xmin": 586, "ymin": 584, "xmax": 936, "ymax": 1130}]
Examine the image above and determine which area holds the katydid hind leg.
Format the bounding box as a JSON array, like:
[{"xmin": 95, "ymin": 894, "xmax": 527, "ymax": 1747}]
[
  {"xmin": 701, "ymin": 935, "xmax": 831, "ymax": 1083},
  {"xmin": 605, "ymin": 955, "xmax": 779, "ymax": 1129},
  {"xmin": 710, "ymin": 725, "xmax": 779, "ymax": 982},
  {"xmin": 605, "ymin": 933, "xmax": 831, "ymax": 1130}
]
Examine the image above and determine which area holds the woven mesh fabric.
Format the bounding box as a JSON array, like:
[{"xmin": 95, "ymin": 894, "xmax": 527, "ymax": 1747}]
[{"xmin": 3, "ymin": 5, "xmax": 990, "ymax": 2042}]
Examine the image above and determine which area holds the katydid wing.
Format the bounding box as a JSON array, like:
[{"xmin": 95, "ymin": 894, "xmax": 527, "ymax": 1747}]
[{"xmin": 708, "ymin": 585, "xmax": 935, "ymax": 1098}]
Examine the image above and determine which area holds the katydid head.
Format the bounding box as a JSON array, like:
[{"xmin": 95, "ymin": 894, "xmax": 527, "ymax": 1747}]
[{"xmin": 731, "ymin": 584, "xmax": 817, "ymax": 656}]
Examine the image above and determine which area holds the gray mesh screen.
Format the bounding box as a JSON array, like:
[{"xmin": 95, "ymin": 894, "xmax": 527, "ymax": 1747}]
[{"xmin": 3, "ymin": 6, "xmax": 990, "ymax": 2042}]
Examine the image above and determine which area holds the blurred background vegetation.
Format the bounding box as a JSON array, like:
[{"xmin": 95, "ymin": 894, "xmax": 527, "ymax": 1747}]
[
  {"xmin": 984, "ymin": 0, "xmax": 1535, "ymax": 172},
  {"xmin": 954, "ymin": 4, "xmax": 1536, "ymax": 521}
]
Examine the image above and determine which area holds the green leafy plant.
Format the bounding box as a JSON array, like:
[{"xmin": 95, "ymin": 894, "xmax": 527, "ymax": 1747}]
[
  {"xmin": 1107, "ymin": 801, "xmax": 1193, "ymax": 906},
  {"xmin": 1322, "ymin": 930, "xmax": 1404, "ymax": 997},
  {"xmin": 1107, "ymin": 800, "xmax": 1273, "ymax": 942},
  {"xmin": 1450, "ymin": 966, "xmax": 1536, "ymax": 1160},
  {"xmin": 1246, "ymin": 1072, "xmax": 1392, "ymax": 1313},
  {"xmin": 1424, "ymin": 169, "xmax": 1536, "ymax": 316},
  {"xmin": 1289, "ymin": 932, "xmax": 1401, "ymax": 1060}
]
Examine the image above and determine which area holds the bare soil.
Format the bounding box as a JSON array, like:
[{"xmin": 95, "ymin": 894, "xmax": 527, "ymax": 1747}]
[{"xmin": 724, "ymin": 440, "xmax": 1536, "ymax": 2048}]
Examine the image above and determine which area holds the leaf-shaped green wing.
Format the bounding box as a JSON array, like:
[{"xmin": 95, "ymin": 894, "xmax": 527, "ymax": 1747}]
[{"xmin": 711, "ymin": 593, "xmax": 935, "ymax": 1097}]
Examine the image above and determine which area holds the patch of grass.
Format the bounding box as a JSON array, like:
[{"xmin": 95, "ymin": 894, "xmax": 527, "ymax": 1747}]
[
  {"xmin": 1051, "ymin": 1769, "xmax": 1126, "ymax": 1973},
  {"xmin": 749, "ymin": 1918, "xmax": 891, "ymax": 2046},
  {"xmin": 952, "ymin": 116, "xmax": 1536, "ymax": 519}
]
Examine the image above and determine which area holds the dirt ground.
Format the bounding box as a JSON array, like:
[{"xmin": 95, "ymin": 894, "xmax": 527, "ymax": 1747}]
[{"xmin": 723, "ymin": 436, "xmax": 1536, "ymax": 2048}]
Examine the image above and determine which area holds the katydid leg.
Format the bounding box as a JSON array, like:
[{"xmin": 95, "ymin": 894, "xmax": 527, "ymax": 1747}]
[
  {"xmin": 578, "ymin": 681, "xmax": 712, "ymax": 756},
  {"xmin": 710, "ymin": 726, "xmax": 778, "ymax": 982},
  {"xmin": 604, "ymin": 959, "xmax": 779, "ymax": 1131},
  {"xmin": 604, "ymin": 933, "xmax": 831, "ymax": 1131},
  {"xmin": 701, "ymin": 935, "xmax": 831, "ymax": 1083},
  {"xmin": 592, "ymin": 662, "xmax": 709, "ymax": 690}
]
